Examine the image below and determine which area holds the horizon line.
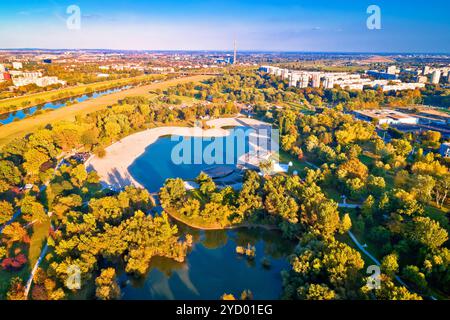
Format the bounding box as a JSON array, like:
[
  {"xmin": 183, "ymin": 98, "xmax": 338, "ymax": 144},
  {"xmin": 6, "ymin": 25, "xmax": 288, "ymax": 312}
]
[{"xmin": 0, "ymin": 48, "xmax": 450, "ymax": 56}]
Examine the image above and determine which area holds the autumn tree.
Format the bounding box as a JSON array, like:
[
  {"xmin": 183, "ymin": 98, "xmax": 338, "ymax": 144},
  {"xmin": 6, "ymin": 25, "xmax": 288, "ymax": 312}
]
[{"xmin": 95, "ymin": 268, "xmax": 121, "ymax": 300}]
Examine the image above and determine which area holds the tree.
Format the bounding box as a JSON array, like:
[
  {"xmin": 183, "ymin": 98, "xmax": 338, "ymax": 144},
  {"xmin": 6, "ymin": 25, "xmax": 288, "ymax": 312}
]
[
  {"xmin": 337, "ymin": 158, "xmax": 368, "ymax": 181},
  {"xmin": 339, "ymin": 213, "xmax": 352, "ymax": 234},
  {"xmin": 23, "ymin": 148, "xmax": 50, "ymax": 176},
  {"xmin": 195, "ymin": 172, "xmax": 216, "ymax": 195},
  {"xmin": 297, "ymin": 283, "xmax": 336, "ymax": 300},
  {"xmin": 95, "ymin": 268, "xmax": 121, "ymax": 300},
  {"xmin": 0, "ymin": 200, "xmax": 14, "ymax": 224},
  {"xmin": 402, "ymin": 265, "xmax": 428, "ymax": 292},
  {"xmin": 406, "ymin": 217, "xmax": 448, "ymax": 249},
  {"xmin": 0, "ymin": 160, "xmax": 22, "ymax": 192},
  {"xmin": 2, "ymin": 222, "xmax": 27, "ymax": 247},
  {"xmin": 221, "ymin": 293, "xmax": 236, "ymax": 300},
  {"xmin": 412, "ymin": 175, "xmax": 435, "ymax": 203},
  {"xmin": 6, "ymin": 277, "xmax": 25, "ymax": 300},
  {"xmin": 381, "ymin": 253, "xmax": 399, "ymax": 277},
  {"xmin": 20, "ymin": 195, "xmax": 48, "ymax": 223},
  {"xmin": 159, "ymin": 178, "xmax": 186, "ymax": 208},
  {"xmin": 367, "ymin": 275, "xmax": 422, "ymax": 300}
]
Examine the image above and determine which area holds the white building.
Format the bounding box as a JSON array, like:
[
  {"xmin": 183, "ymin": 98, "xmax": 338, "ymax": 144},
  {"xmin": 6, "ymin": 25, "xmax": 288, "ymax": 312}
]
[
  {"xmin": 431, "ymin": 70, "xmax": 441, "ymax": 84},
  {"xmin": 323, "ymin": 76, "xmax": 335, "ymax": 89},
  {"xmin": 311, "ymin": 73, "xmax": 321, "ymax": 88},
  {"xmin": 12, "ymin": 62, "xmax": 23, "ymax": 70},
  {"xmin": 387, "ymin": 66, "xmax": 397, "ymax": 75},
  {"xmin": 0, "ymin": 64, "xmax": 5, "ymax": 72},
  {"xmin": 353, "ymin": 109, "xmax": 418, "ymax": 125},
  {"xmin": 13, "ymin": 75, "xmax": 66, "ymax": 88}
]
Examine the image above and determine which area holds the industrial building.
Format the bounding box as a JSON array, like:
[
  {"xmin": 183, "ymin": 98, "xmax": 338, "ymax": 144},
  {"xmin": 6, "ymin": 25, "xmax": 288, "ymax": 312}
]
[{"xmin": 353, "ymin": 109, "xmax": 419, "ymax": 125}]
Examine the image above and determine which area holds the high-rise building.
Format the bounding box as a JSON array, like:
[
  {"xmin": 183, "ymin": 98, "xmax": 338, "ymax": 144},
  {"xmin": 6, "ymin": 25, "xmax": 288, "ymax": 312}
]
[
  {"xmin": 281, "ymin": 69, "xmax": 290, "ymax": 80},
  {"xmin": 289, "ymin": 73, "xmax": 301, "ymax": 87},
  {"xmin": 423, "ymin": 66, "xmax": 431, "ymax": 75},
  {"xmin": 431, "ymin": 70, "xmax": 441, "ymax": 84},
  {"xmin": 298, "ymin": 74, "xmax": 310, "ymax": 88},
  {"xmin": 0, "ymin": 64, "xmax": 5, "ymax": 72},
  {"xmin": 323, "ymin": 76, "xmax": 335, "ymax": 89},
  {"xmin": 312, "ymin": 73, "xmax": 321, "ymax": 88},
  {"xmin": 387, "ymin": 66, "xmax": 397, "ymax": 75}
]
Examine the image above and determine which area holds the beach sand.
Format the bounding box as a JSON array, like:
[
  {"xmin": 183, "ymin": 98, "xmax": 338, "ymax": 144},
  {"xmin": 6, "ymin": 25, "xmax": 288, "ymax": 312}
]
[{"xmin": 86, "ymin": 117, "xmax": 271, "ymax": 189}]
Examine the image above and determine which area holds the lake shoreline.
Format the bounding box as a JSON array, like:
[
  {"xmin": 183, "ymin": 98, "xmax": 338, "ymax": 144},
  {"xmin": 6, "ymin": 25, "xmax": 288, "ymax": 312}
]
[
  {"xmin": 164, "ymin": 207, "xmax": 279, "ymax": 231},
  {"xmin": 86, "ymin": 116, "xmax": 271, "ymax": 190}
]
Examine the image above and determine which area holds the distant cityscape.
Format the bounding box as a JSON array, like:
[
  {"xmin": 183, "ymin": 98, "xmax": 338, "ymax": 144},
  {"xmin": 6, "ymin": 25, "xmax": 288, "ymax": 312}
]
[{"xmin": 259, "ymin": 64, "xmax": 450, "ymax": 91}]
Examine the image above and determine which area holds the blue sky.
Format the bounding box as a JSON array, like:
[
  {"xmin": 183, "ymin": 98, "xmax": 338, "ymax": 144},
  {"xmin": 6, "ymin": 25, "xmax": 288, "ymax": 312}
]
[{"xmin": 0, "ymin": 0, "xmax": 449, "ymax": 52}]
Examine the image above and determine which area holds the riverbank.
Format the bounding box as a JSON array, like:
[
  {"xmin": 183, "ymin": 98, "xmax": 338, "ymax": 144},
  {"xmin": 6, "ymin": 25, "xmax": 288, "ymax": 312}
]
[
  {"xmin": 0, "ymin": 74, "xmax": 167, "ymax": 114},
  {"xmin": 86, "ymin": 116, "xmax": 271, "ymax": 189},
  {"xmin": 0, "ymin": 75, "xmax": 211, "ymax": 146}
]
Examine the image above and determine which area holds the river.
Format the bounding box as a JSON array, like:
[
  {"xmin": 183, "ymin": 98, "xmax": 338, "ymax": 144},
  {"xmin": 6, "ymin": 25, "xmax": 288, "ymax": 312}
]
[{"xmin": 0, "ymin": 85, "xmax": 131, "ymax": 125}]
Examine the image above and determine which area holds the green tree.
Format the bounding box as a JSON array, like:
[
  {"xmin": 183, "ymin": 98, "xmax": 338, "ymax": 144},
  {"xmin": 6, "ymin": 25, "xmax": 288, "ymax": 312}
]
[
  {"xmin": 381, "ymin": 253, "xmax": 399, "ymax": 277},
  {"xmin": 95, "ymin": 268, "xmax": 121, "ymax": 300},
  {"xmin": 406, "ymin": 217, "xmax": 448, "ymax": 249},
  {"xmin": 0, "ymin": 200, "xmax": 14, "ymax": 224}
]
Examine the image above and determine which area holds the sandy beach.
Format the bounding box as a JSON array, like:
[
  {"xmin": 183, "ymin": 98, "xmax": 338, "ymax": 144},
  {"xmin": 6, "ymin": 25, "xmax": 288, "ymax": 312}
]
[{"xmin": 86, "ymin": 117, "xmax": 271, "ymax": 189}]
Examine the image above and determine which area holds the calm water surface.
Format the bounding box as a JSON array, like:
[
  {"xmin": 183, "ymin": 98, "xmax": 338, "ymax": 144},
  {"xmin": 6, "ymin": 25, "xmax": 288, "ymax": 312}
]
[
  {"xmin": 92, "ymin": 129, "xmax": 293, "ymax": 300},
  {"xmin": 0, "ymin": 85, "xmax": 131, "ymax": 124}
]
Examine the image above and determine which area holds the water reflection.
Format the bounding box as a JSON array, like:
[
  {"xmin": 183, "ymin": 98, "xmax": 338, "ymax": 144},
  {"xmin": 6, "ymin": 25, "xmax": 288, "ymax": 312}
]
[
  {"xmin": 0, "ymin": 85, "xmax": 131, "ymax": 125},
  {"xmin": 120, "ymin": 227, "xmax": 294, "ymax": 300}
]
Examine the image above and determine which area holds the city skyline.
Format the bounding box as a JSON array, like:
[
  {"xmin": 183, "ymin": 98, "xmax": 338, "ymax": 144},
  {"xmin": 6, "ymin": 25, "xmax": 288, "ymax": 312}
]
[{"xmin": 0, "ymin": 0, "xmax": 449, "ymax": 53}]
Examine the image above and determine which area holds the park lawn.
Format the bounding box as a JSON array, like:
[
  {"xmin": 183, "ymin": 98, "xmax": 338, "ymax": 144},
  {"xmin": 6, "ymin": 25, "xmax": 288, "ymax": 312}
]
[
  {"xmin": 284, "ymin": 101, "xmax": 310, "ymax": 111},
  {"xmin": 28, "ymin": 219, "xmax": 51, "ymax": 267},
  {"xmin": 0, "ymin": 74, "xmax": 162, "ymax": 114},
  {"xmin": 0, "ymin": 75, "xmax": 212, "ymax": 147}
]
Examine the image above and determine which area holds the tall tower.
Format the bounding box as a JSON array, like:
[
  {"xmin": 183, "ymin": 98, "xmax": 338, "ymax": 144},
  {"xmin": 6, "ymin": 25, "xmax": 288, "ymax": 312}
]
[{"xmin": 233, "ymin": 40, "xmax": 237, "ymax": 65}]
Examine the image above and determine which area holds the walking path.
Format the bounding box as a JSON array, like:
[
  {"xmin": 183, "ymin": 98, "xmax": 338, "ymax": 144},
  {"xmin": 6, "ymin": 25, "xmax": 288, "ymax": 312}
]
[{"xmin": 0, "ymin": 210, "xmax": 21, "ymax": 234}]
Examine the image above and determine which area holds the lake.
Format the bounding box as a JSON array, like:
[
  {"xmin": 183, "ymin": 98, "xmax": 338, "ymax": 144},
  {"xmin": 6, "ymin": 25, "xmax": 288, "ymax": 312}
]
[
  {"xmin": 0, "ymin": 85, "xmax": 131, "ymax": 125},
  {"xmin": 128, "ymin": 128, "xmax": 274, "ymax": 192},
  {"xmin": 120, "ymin": 227, "xmax": 293, "ymax": 300},
  {"xmin": 116, "ymin": 130, "xmax": 293, "ymax": 300}
]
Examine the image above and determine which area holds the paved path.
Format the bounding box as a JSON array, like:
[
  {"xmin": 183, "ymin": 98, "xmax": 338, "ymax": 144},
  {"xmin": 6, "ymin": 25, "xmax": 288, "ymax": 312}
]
[
  {"xmin": 348, "ymin": 230, "xmax": 437, "ymax": 299},
  {"xmin": 338, "ymin": 203, "xmax": 362, "ymax": 209},
  {"xmin": 0, "ymin": 209, "xmax": 21, "ymax": 234}
]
